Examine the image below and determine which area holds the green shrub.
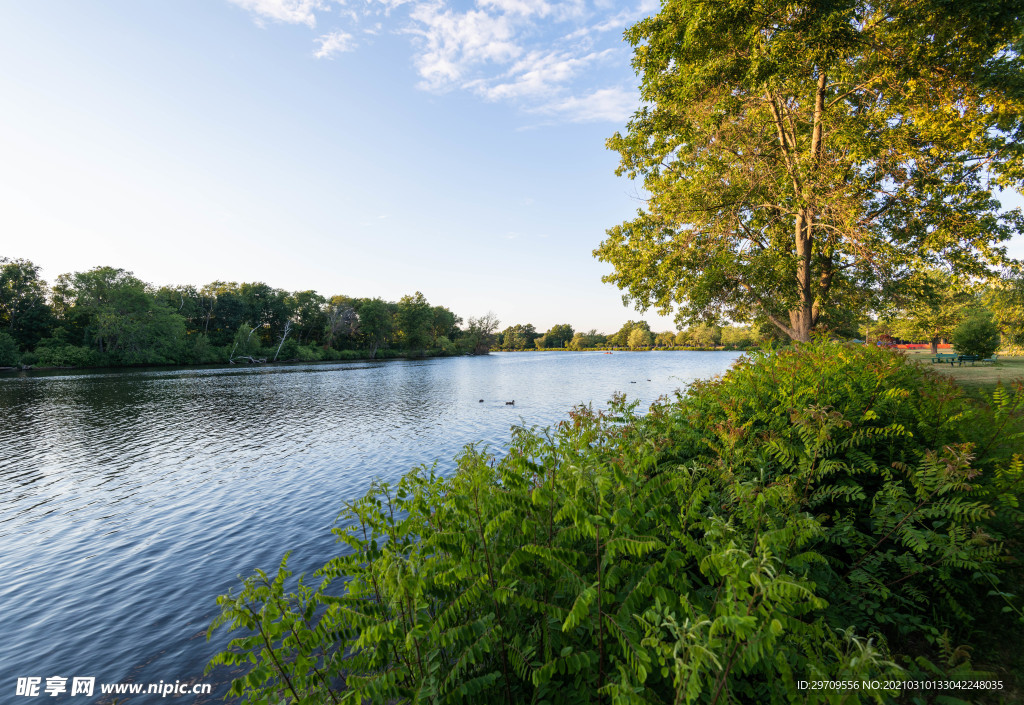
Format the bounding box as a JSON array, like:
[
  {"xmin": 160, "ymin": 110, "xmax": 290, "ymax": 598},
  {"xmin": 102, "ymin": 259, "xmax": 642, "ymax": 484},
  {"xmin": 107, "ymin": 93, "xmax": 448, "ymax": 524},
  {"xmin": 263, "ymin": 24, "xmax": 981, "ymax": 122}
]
[
  {"xmin": 208, "ymin": 342, "xmax": 1023, "ymax": 704},
  {"xmin": 0, "ymin": 331, "xmax": 19, "ymax": 366},
  {"xmin": 34, "ymin": 342, "xmax": 99, "ymax": 368},
  {"xmin": 952, "ymin": 313, "xmax": 1001, "ymax": 359},
  {"xmin": 293, "ymin": 345, "xmax": 324, "ymax": 362}
]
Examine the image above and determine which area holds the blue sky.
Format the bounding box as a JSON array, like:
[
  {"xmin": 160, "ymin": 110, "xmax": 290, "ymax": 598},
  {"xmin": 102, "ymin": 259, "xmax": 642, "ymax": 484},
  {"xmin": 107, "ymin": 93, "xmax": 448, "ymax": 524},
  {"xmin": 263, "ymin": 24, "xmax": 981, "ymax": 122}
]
[{"xmin": 1, "ymin": 0, "xmax": 1021, "ymax": 334}]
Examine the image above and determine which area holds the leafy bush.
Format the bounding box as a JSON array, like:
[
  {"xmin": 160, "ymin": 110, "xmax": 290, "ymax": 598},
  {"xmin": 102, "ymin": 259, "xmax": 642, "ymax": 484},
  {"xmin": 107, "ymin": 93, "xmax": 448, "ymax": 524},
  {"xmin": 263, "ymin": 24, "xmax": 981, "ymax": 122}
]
[
  {"xmin": 34, "ymin": 342, "xmax": 99, "ymax": 368},
  {"xmin": 285, "ymin": 344, "xmax": 321, "ymax": 362},
  {"xmin": 952, "ymin": 312, "xmax": 1001, "ymax": 359},
  {"xmin": 0, "ymin": 331, "xmax": 19, "ymax": 366},
  {"xmin": 208, "ymin": 342, "xmax": 1023, "ymax": 704}
]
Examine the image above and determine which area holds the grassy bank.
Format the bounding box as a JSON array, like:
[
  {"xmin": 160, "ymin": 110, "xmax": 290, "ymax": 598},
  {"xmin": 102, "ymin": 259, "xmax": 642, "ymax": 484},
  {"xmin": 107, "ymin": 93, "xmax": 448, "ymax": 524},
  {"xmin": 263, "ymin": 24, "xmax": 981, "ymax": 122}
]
[
  {"xmin": 209, "ymin": 342, "xmax": 1024, "ymax": 704},
  {"xmin": 905, "ymin": 351, "xmax": 1024, "ymax": 398}
]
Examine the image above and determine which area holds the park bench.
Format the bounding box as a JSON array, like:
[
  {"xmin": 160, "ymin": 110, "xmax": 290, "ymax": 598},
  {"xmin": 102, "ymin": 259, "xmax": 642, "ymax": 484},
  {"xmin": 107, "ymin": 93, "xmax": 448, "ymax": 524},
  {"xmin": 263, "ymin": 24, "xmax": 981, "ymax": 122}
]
[
  {"xmin": 931, "ymin": 352, "xmax": 958, "ymax": 365},
  {"xmin": 957, "ymin": 355, "xmax": 980, "ymax": 366}
]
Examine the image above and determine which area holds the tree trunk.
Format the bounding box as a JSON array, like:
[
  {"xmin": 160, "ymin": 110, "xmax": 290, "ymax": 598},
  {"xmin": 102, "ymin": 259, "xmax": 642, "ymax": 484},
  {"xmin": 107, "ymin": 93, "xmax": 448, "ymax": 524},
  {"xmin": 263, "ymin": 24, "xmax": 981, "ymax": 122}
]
[
  {"xmin": 273, "ymin": 320, "xmax": 292, "ymax": 361},
  {"xmin": 931, "ymin": 337, "xmax": 939, "ymax": 355},
  {"xmin": 791, "ymin": 210, "xmax": 815, "ymax": 342}
]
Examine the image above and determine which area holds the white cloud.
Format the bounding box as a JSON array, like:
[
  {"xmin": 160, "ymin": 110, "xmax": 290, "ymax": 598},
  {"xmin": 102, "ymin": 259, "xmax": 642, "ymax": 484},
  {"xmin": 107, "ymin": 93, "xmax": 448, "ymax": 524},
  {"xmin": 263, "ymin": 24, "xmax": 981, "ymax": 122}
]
[
  {"xmin": 226, "ymin": 0, "xmax": 654, "ymax": 124},
  {"xmin": 314, "ymin": 30, "xmax": 355, "ymax": 58},
  {"xmin": 227, "ymin": 0, "xmax": 330, "ymax": 27},
  {"xmin": 477, "ymin": 0, "xmax": 552, "ymax": 18},
  {"xmin": 408, "ymin": 4, "xmax": 521, "ymax": 90},
  {"xmin": 473, "ymin": 49, "xmax": 611, "ymax": 100},
  {"xmin": 539, "ymin": 86, "xmax": 637, "ymax": 123}
]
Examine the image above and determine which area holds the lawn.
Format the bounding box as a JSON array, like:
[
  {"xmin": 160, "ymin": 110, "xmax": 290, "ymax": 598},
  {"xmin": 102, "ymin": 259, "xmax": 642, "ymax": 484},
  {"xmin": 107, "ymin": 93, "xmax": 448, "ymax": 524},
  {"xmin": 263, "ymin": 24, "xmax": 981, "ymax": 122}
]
[{"xmin": 904, "ymin": 351, "xmax": 1024, "ymax": 396}]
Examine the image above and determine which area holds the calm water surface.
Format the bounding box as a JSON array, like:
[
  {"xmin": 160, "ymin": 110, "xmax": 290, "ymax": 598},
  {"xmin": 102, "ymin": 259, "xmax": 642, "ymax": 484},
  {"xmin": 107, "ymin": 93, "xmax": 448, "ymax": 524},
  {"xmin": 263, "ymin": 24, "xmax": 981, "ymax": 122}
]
[{"xmin": 0, "ymin": 351, "xmax": 741, "ymax": 703}]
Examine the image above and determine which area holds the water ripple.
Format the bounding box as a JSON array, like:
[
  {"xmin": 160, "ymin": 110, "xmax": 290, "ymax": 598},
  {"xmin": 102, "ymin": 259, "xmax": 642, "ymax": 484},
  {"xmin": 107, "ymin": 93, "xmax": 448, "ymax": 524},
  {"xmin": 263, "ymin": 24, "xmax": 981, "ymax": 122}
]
[{"xmin": 0, "ymin": 351, "xmax": 740, "ymax": 702}]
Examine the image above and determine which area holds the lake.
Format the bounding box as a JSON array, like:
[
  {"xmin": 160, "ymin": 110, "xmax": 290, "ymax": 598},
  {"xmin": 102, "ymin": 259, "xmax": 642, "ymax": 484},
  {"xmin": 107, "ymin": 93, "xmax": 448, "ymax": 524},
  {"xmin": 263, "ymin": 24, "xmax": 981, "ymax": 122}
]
[{"xmin": 0, "ymin": 350, "xmax": 741, "ymax": 703}]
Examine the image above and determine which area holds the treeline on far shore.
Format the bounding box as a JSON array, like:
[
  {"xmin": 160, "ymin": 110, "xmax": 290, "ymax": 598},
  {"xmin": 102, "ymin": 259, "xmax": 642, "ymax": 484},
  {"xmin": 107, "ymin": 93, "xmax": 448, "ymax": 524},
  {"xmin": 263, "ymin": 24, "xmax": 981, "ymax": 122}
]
[
  {"xmin": 497, "ymin": 320, "xmax": 767, "ymax": 352},
  {"xmin": 0, "ymin": 259, "xmax": 502, "ymax": 369},
  {"xmin": 0, "ymin": 259, "xmax": 772, "ymax": 371}
]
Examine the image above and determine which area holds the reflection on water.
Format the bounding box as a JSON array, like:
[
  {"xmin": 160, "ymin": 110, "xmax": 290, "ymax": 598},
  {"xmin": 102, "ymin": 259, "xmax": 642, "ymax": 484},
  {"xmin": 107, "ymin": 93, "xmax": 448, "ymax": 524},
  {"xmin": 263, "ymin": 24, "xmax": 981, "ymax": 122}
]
[{"xmin": 0, "ymin": 351, "xmax": 741, "ymax": 702}]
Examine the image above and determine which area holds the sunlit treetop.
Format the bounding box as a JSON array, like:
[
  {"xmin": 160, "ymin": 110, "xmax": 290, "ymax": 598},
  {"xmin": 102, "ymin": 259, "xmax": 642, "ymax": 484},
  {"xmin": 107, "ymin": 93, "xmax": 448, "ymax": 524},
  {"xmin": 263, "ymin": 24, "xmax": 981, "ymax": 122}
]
[{"xmin": 597, "ymin": 0, "xmax": 1024, "ymax": 340}]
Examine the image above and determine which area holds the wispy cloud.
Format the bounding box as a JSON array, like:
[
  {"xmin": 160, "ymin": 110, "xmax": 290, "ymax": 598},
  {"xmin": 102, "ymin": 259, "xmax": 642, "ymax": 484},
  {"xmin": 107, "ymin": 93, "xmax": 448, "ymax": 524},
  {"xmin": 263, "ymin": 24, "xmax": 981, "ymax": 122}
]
[
  {"xmin": 408, "ymin": 4, "xmax": 521, "ymax": 90},
  {"xmin": 314, "ymin": 30, "xmax": 355, "ymax": 58},
  {"xmin": 227, "ymin": 0, "xmax": 329, "ymax": 27},
  {"xmin": 227, "ymin": 0, "xmax": 652, "ymax": 124},
  {"xmin": 470, "ymin": 48, "xmax": 613, "ymax": 101},
  {"xmin": 539, "ymin": 86, "xmax": 638, "ymax": 123}
]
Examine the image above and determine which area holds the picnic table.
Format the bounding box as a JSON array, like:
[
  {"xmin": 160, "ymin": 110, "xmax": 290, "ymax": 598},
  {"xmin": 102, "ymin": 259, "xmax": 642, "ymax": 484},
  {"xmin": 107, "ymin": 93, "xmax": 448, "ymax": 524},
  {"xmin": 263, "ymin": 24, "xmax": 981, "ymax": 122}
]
[{"xmin": 930, "ymin": 352, "xmax": 997, "ymax": 366}]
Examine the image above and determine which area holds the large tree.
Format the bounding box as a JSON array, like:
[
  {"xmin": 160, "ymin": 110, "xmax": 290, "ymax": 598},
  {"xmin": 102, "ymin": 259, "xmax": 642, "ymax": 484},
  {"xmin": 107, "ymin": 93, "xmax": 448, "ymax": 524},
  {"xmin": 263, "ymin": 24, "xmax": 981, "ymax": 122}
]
[
  {"xmin": 888, "ymin": 271, "xmax": 975, "ymax": 353},
  {"xmin": 596, "ymin": 0, "xmax": 1024, "ymax": 341},
  {"xmin": 0, "ymin": 257, "xmax": 52, "ymax": 350},
  {"xmin": 983, "ymin": 267, "xmax": 1024, "ymax": 347}
]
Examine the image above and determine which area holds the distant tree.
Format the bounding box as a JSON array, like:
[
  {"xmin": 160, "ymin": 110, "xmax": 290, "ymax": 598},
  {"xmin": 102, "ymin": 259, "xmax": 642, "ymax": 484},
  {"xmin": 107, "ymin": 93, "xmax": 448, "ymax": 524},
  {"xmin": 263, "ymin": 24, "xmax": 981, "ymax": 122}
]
[
  {"xmin": 654, "ymin": 331, "xmax": 675, "ymax": 348},
  {"xmin": 52, "ymin": 266, "xmax": 185, "ymax": 363},
  {"xmin": 888, "ymin": 273, "xmax": 975, "ymax": 354},
  {"xmin": 430, "ymin": 306, "xmax": 461, "ymax": 346},
  {"xmin": 156, "ymin": 284, "xmax": 208, "ymax": 334},
  {"xmin": 536, "ymin": 324, "xmax": 574, "ymax": 349},
  {"xmin": 324, "ymin": 296, "xmax": 358, "ymax": 349},
  {"xmin": 200, "ymin": 282, "xmax": 248, "ymax": 346},
  {"xmin": 627, "ymin": 327, "xmax": 653, "ymax": 349},
  {"xmin": 596, "ymin": 0, "xmax": 1024, "ymax": 342},
  {"xmin": 238, "ymin": 282, "xmax": 290, "ymax": 346},
  {"xmin": 289, "ymin": 290, "xmax": 327, "ymax": 345},
  {"xmin": 721, "ymin": 326, "xmax": 756, "ymax": 350},
  {"xmin": 396, "ymin": 292, "xmax": 433, "ymax": 354},
  {"xmin": 0, "ymin": 257, "xmax": 52, "ymax": 350},
  {"xmin": 358, "ymin": 298, "xmax": 394, "ymax": 358},
  {"xmin": 983, "ymin": 270, "xmax": 1024, "ymax": 348},
  {"xmin": 951, "ymin": 312, "xmax": 1001, "ymax": 359},
  {"xmin": 686, "ymin": 324, "xmax": 722, "ymax": 349},
  {"xmin": 229, "ymin": 323, "xmax": 263, "ymax": 363},
  {"xmin": 460, "ymin": 312, "xmax": 501, "ymax": 355},
  {"xmin": 500, "ymin": 324, "xmax": 539, "ymax": 351},
  {"xmin": 569, "ymin": 330, "xmax": 606, "ymax": 350},
  {"xmin": 52, "ymin": 266, "xmax": 147, "ymax": 352},
  {"xmin": 609, "ymin": 320, "xmax": 651, "ymax": 347}
]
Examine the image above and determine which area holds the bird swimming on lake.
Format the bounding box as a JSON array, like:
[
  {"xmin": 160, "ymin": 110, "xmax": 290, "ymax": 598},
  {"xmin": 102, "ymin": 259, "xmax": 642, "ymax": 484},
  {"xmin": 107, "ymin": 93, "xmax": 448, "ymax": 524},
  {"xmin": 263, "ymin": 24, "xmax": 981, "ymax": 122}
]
[
  {"xmin": 479, "ymin": 399, "xmax": 484, "ymax": 402},
  {"xmin": 506, "ymin": 400, "xmax": 514, "ymax": 405}
]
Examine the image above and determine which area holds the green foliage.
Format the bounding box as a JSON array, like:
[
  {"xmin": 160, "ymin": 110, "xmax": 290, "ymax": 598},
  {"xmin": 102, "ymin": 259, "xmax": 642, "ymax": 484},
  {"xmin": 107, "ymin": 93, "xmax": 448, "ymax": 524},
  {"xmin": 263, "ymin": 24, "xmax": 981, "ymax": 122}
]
[
  {"xmin": 719, "ymin": 327, "xmax": 755, "ymax": 350},
  {"xmin": 677, "ymin": 325, "xmax": 722, "ymax": 349},
  {"xmin": 397, "ymin": 292, "xmax": 434, "ymax": 354},
  {"xmin": 209, "ymin": 342, "xmax": 1023, "ymax": 704},
  {"xmin": 0, "ymin": 330, "xmax": 19, "ymax": 366},
  {"xmin": 358, "ymin": 298, "xmax": 395, "ymax": 358},
  {"xmin": 886, "ymin": 272, "xmax": 975, "ymax": 351},
  {"xmin": 596, "ymin": 0, "xmax": 1024, "ymax": 342},
  {"xmin": 569, "ymin": 330, "xmax": 607, "ymax": 350},
  {"xmin": 499, "ymin": 324, "xmax": 539, "ymax": 351},
  {"xmin": 0, "ymin": 257, "xmax": 53, "ymax": 350},
  {"xmin": 984, "ymin": 269, "xmax": 1024, "ymax": 347},
  {"xmin": 231, "ymin": 323, "xmax": 264, "ymax": 360},
  {"xmin": 536, "ymin": 324, "xmax": 575, "ymax": 350},
  {"xmin": 951, "ymin": 313, "xmax": 1001, "ymax": 359},
  {"xmin": 458, "ymin": 313, "xmax": 501, "ymax": 355},
  {"xmin": 33, "ymin": 342, "xmax": 99, "ymax": 368},
  {"xmin": 627, "ymin": 327, "xmax": 652, "ymax": 349},
  {"xmin": 608, "ymin": 320, "xmax": 650, "ymax": 348}
]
